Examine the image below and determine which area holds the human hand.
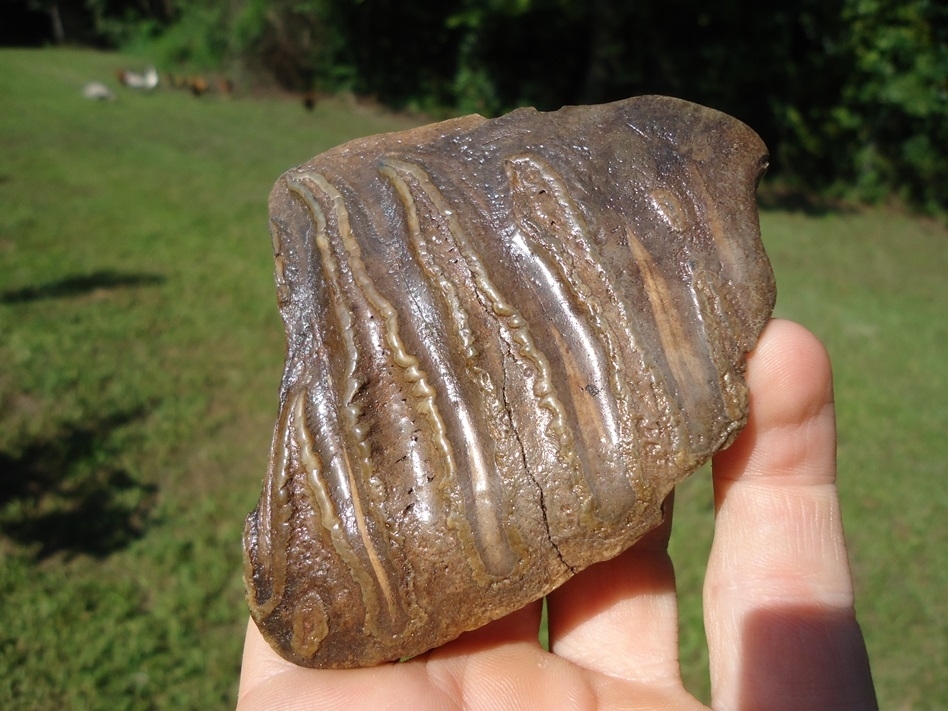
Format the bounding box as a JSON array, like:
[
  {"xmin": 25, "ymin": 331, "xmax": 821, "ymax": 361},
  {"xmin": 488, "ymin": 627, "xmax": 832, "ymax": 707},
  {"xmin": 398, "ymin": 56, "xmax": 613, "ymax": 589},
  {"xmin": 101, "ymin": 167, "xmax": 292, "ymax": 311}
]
[{"xmin": 236, "ymin": 319, "xmax": 877, "ymax": 710}]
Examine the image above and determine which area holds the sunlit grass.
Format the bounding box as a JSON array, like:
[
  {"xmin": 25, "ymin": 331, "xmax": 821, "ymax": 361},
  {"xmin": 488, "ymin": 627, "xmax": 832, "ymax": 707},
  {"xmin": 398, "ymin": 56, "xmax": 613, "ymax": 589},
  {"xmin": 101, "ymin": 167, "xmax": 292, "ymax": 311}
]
[
  {"xmin": 0, "ymin": 47, "xmax": 422, "ymax": 709},
  {"xmin": 1, "ymin": 48, "xmax": 944, "ymax": 710}
]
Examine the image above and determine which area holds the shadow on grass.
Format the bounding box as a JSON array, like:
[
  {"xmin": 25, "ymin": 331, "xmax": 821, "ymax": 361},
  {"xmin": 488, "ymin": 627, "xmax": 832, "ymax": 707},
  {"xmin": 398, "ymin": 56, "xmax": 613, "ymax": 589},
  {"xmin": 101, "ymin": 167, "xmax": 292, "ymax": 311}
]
[
  {"xmin": 0, "ymin": 408, "xmax": 159, "ymax": 558},
  {"xmin": 0, "ymin": 269, "xmax": 165, "ymax": 304}
]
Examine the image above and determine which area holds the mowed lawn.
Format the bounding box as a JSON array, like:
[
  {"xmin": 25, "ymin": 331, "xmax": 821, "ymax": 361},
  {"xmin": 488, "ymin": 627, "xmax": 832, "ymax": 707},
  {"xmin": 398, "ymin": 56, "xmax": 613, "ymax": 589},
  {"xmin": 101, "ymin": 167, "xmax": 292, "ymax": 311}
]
[{"xmin": 1, "ymin": 48, "xmax": 945, "ymax": 710}]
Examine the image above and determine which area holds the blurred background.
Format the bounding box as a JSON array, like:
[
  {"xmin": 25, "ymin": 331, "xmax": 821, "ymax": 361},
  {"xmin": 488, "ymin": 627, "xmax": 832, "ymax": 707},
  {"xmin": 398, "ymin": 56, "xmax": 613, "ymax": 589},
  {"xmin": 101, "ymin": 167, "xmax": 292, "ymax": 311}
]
[
  {"xmin": 1, "ymin": 1, "xmax": 945, "ymax": 709},
  {"xmin": 5, "ymin": 0, "xmax": 948, "ymax": 210}
]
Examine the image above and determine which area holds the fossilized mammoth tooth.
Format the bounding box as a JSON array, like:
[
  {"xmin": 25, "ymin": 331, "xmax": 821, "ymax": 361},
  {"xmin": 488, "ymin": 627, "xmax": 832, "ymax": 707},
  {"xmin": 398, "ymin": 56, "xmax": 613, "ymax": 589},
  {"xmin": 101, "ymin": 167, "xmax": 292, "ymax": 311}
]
[{"xmin": 244, "ymin": 95, "xmax": 776, "ymax": 669}]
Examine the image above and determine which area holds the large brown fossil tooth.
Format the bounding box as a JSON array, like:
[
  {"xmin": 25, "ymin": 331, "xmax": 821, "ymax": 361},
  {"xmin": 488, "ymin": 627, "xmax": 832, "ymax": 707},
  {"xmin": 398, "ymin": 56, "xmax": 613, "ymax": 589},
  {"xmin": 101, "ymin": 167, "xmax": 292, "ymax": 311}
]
[{"xmin": 244, "ymin": 95, "xmax": 776, "ymax": 669}]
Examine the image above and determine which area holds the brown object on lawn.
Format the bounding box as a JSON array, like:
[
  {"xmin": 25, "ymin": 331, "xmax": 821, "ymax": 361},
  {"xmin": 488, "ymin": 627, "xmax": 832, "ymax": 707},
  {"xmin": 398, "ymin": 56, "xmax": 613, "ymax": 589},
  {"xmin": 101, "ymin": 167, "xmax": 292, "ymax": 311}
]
[{"xmin": 244, "ymin": 95, "xmax": 776, "ymax": 668}]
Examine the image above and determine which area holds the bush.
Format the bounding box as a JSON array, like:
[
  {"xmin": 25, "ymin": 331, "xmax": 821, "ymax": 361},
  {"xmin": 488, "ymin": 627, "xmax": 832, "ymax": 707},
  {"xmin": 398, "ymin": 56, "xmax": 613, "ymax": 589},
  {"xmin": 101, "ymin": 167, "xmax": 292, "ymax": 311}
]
[{"xmin": 14, "ymin": 0, "xmax": 946, "ymax": 210}]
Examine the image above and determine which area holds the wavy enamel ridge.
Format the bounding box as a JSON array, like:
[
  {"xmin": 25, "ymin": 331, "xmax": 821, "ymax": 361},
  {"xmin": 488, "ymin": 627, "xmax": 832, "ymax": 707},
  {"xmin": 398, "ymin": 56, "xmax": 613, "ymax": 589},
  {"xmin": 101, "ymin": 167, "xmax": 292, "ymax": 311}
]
[{"xmin": 244, "ymin": 95, "xmax": 775, "ymax": 668}]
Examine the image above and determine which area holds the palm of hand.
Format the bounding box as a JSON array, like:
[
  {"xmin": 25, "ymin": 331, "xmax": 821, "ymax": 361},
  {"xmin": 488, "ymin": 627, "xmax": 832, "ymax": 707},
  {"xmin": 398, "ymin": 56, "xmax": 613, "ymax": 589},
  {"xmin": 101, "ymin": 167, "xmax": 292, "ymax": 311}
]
[{"xmin": 237, "ymin": 321, "xmax": 877, "ymax": 711}]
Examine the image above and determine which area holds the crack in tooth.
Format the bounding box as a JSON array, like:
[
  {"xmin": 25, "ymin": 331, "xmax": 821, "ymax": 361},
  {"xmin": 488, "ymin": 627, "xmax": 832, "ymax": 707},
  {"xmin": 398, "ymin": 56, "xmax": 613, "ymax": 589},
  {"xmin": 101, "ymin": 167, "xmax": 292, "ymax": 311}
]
[
  {"xmin": 381, "ymin": 159, "xmax": 521, "ymax": 579},
  {"xmin": 250, "ymin": 96, "xmax": 775, "ymax": 668},
  {"xmin": 500, "ymin": 350, "xmax": 572, "ymax": 574}
]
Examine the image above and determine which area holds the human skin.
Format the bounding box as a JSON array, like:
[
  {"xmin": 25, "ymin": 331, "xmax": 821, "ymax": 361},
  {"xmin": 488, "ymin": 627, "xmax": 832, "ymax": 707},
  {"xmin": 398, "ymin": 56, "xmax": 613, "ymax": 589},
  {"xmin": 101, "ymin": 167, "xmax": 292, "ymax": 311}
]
[{"xmin": 236, "ymin": 319, "xmax": 878, "ymax": 711}]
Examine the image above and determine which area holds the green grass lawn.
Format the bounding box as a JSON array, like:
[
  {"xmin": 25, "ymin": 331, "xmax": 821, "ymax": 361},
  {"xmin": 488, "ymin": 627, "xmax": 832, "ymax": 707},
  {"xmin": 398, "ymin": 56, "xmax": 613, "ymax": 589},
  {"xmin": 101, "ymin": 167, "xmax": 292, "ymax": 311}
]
[{"xmin": 1, "ymin": 48, "xmax": 945, "ymax": 710}]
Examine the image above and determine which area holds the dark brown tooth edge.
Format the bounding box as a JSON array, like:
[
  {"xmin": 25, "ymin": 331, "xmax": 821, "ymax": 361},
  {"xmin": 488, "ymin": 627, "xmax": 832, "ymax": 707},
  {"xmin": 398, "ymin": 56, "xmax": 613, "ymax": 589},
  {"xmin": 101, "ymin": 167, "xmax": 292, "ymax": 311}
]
[{"xmin": 244, "ymin": 95, "xmax": 776, "ymax": 668}]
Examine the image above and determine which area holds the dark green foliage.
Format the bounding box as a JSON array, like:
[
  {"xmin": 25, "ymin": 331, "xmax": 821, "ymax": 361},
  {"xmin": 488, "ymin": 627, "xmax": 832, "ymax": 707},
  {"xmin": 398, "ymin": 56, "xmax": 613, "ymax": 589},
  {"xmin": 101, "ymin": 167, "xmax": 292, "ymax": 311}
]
[
  {"xmin": 233, "ymin": 0, "xmax": 340, "ymax": 89},
  {"xmin": 835, "ymin": 0, "xmax": 948, "ymax": 210},
  {"xmin": 7, "ymin": 0, "xmax": 944, "ymax": 209}
]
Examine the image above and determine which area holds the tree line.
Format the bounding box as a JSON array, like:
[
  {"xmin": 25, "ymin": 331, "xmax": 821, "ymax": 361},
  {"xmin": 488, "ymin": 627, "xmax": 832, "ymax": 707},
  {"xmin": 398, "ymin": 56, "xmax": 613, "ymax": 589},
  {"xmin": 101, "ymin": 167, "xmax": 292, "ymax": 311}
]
[{"xmin": 11, "ymin": 0, "xmax": 948, "ymax": 211}]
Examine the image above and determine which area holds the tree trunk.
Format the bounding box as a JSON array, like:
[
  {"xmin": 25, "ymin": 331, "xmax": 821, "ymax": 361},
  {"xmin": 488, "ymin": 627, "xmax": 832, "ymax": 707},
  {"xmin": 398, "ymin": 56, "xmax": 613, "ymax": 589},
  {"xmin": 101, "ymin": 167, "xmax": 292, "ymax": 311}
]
[{"xmin": 49, "ymin": 4, "xmax": 65, "ymax": 44}]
